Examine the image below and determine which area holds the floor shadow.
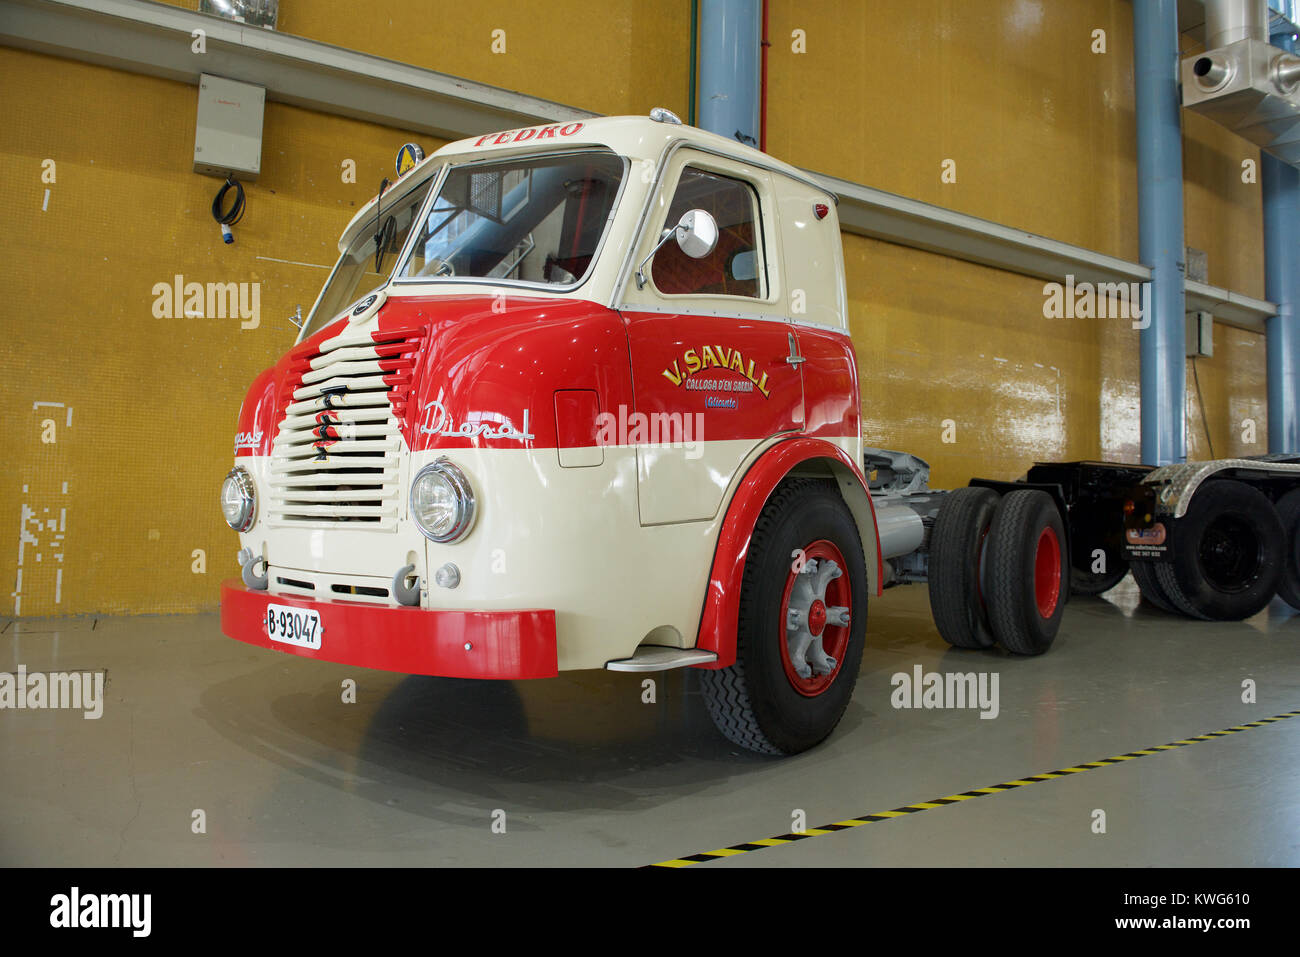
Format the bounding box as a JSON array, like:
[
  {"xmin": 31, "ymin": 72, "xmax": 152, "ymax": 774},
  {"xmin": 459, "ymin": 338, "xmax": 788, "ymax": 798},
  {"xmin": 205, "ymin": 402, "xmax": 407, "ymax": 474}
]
[{"xmin": 194, "ymin": 660, "xmax": 863, "ymax": 827}]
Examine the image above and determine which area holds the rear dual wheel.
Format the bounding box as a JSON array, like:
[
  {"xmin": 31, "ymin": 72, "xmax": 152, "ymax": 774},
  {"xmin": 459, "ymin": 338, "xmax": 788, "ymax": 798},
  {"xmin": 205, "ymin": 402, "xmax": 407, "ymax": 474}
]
[
  {"xmin": 1275, "ymin": 488, "xmax": 1300, "ymax": 612},
  {"xmin": 1131, "ymin": 559, "xmax": 1179, "ymax": 614},
  {"xmin": 927, "ymin": 487, "xmax": 998, "ymax": 649},
  {"xmin": 929, "ymin": 488, "xmax": 1067, "ymax": 655},
  {"xmin": 984, "ymin": 491, "xmax": 1068, "ymax": 654},
  {"xmin": 1152, "ymin": 480, "xmax": 1284, "ymax": 621}
]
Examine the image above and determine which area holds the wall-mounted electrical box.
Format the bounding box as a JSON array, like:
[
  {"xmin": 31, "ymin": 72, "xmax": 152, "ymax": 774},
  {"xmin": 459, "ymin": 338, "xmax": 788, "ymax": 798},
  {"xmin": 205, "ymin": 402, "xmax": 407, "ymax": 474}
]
[
  {"xmin": 194, "ymin": 74, "xmax": 265, "ymax": 181},
  {"xmin": 1186, "ymin": 310, "xmax": 1214, "ymax": 358}
]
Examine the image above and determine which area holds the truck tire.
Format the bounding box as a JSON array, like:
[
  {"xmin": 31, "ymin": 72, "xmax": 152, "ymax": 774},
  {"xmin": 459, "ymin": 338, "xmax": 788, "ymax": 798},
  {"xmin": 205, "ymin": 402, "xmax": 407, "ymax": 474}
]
[
  {"xmin": 699, "ymin": 478, "xmax": 869, "ymax": 755},
  {"xmin": 1130, "ymin": 560, "xmax": 1178, "ymax": 614},
  {"xmin": 927, "ymin": 486, "xmax": 999, "ymax": 649},
  {"xmin": 984, "ymin": 490, "xmax": 1068, "ymax": 655},
  {"xmin": 1277, "ymin": 488, "xmax": 1300, "ymax": 611},
  {"xmin": 1152, "ymin": 480, "xmax": 1284, "ymax": 621}
]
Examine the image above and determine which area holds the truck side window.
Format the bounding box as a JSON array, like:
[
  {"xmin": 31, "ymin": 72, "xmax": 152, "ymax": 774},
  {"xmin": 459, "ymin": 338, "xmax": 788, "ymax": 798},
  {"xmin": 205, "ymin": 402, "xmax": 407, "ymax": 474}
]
[{"xmin": 652, "ymin": 167, "xmax": 764, "ymax": 298}]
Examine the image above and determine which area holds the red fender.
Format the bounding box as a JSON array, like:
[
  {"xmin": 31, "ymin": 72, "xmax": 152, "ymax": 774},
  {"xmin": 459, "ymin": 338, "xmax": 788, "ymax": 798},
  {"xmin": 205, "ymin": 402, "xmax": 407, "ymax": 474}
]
[{"xmin": 693, "ymin": 437, "xmax": 883, "ymax": 669}]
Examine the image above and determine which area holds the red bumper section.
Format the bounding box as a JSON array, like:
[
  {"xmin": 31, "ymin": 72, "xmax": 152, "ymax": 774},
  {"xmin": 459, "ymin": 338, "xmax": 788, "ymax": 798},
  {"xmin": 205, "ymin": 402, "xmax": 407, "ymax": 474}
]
[{"xmin": 220, "ymin": 580, "xmax": 558, "ymax": 679}]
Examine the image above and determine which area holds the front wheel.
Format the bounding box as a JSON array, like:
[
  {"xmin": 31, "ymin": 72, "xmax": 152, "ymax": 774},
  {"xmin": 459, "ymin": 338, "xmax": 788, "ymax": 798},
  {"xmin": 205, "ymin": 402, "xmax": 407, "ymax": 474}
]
[{"xmin": 700, "ymin": 478, "xmax": 869, "ymax": 755}]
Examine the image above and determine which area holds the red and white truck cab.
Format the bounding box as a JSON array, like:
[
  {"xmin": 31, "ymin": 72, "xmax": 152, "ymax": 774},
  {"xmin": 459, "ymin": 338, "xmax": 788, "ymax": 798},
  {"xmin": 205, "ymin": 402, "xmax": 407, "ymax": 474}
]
[{"xmin": 220, "ymin": 109, "xmax": 930, "ymax": 754}]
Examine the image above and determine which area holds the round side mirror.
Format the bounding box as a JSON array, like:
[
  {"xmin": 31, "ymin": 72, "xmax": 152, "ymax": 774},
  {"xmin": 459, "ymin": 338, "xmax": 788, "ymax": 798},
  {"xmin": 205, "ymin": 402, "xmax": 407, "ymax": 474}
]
[{"xmin": 675, "ymin": 209, "xmax": 719, "ymax": 260}]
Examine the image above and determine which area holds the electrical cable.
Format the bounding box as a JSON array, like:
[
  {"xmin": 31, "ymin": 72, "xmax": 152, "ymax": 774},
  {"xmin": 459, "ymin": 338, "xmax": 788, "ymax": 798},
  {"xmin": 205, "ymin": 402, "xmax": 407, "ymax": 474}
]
[
  {"xmin": 211, "ymin": 175, "xmax": 246, "ymax": 244},
  {"xmin": 1191, "ymin": 355, "xmax": 1216, "ymax": 459}
]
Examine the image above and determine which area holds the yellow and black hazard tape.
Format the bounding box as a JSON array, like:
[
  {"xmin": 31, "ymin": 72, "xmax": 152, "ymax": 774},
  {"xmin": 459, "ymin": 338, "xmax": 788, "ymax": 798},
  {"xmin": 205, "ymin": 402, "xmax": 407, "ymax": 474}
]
[{"xmin": 645, "ymin": 708, "xmax": 1300, "ymax": 868}]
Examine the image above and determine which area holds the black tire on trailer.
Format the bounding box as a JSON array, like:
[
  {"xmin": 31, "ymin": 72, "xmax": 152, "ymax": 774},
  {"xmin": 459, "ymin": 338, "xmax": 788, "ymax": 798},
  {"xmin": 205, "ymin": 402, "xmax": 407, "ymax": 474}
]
[
  {"xmin": 1131, "ymin": 559, "xmax": 1179, "ymax": 614},
  {"xmin": 699, "ymin": 478, "xmax": 869, "ymax": 755},
  {"xmin": 927, "ymin": 486, "xmax": 999, "ymax": 649},
  {"xmin": 1068, "ymin": 503, "xmax": 1129, "ymax": 596},
  {"xmin": 1276, "ymin": 488, "xmax": 1300, "ymax": 611},
  {"xmin": 1152, "ymin": 479, "xmax": 1284, "ymax": 621},
  {"xmin": 984, "ymin": 490, "xmax": 1069, "ymax": 655}
]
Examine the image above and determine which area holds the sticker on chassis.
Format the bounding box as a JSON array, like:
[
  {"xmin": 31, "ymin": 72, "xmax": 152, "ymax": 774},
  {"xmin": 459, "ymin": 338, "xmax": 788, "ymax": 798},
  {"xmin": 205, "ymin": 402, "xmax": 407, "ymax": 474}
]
[{"xmin": 265, "ymin": 603, "xmax": 323, "ymax": 650}]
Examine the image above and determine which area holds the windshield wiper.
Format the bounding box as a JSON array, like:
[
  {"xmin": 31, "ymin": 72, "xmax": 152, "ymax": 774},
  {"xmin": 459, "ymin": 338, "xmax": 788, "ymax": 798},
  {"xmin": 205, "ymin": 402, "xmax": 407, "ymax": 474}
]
[{"xmin": 372, "ymin": 177, "xmax": 391, "ymax": 273}]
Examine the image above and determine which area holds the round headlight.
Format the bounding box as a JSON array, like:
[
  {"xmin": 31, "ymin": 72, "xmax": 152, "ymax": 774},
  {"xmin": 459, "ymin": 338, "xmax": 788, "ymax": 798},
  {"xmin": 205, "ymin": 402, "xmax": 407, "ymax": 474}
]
[
  {"xmin": 410, "ymin": 458, "xmax": 476, "ymax": 543},
  {"xmin": 221, "ymin": 467, "xmax": 256, "ymax": 532}
]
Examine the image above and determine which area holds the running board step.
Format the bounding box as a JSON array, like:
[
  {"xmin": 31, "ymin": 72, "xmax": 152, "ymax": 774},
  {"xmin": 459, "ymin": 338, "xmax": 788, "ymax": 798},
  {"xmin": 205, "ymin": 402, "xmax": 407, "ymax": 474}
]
[{"xmin": 605, "ymin": 646, "xmax": 719, "ymax": 672}]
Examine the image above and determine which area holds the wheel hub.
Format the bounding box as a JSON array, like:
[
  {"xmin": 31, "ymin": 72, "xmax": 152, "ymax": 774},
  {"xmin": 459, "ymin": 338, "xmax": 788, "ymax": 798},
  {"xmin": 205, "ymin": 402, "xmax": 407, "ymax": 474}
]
[
  {"xmin": 1198, "ymin": 515, "xmax": 1261, "ymax": 593},
  {"xmin": 807, "ymin": 599, "xmax": 827, "ymax": 636},
  {"xmin": 1033, "ymin": 525, "xmax": 1062, "ymax": 619},
  {"xmin": 785, "ymin": 558, "xmax": 850, "ymax": 680}
]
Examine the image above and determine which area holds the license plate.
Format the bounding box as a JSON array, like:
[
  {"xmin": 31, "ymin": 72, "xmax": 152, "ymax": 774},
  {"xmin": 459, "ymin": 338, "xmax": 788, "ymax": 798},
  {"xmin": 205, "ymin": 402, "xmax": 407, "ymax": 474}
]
[{"xmin": 264, "ymin": 603, "xmax": 323, "ymax": 650}]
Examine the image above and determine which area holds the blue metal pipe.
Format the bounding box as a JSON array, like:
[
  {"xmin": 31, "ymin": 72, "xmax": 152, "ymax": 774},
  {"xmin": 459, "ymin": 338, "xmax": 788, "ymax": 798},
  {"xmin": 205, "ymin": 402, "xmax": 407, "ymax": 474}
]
[
  {"xmin": 697, "ymin": 0, "xmax": 761, "ymax": 146},
  {"xmin": 1262, "ymin": 154, "xmax": 1300, "ymax": 453},
  {"xmin": 1263, "ymin": 29, "xmax": 1300, "ymax": 454},
  {"xmin": 1133, "ymin": 0, "xmax": 1187, "ymax": 465}
]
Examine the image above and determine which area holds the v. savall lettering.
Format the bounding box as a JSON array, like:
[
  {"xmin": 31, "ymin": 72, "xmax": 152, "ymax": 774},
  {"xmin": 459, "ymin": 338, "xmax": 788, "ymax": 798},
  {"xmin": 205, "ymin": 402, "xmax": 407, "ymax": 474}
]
[{"xmin": 661, "ymin": 345, "xmax": 771, "ymax": 397}]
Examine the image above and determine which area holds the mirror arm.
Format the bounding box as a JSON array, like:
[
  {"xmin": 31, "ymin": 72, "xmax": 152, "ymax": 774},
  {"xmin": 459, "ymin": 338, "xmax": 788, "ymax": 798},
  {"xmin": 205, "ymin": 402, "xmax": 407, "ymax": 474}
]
[
  {"xmin": 635, "ymin": 226, "xmax": 683, "ymax": 289},
  {"xmin": 288, "ymin": 305, "xmax": 303, "ymax": 329}
]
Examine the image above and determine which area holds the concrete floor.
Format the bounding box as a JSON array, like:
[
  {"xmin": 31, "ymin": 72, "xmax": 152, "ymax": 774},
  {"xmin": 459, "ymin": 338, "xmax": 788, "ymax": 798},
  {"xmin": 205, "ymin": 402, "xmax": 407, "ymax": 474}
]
[{"xmin": 2, "ymin": 578, "xmax": 1297, "ymax": 867}]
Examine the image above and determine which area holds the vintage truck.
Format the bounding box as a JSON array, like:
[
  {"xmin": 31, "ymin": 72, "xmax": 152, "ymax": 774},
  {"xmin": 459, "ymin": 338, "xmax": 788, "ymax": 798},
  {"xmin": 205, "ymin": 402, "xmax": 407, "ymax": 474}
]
[{"xmin": 218, "ymin": 110, "xmax": 1294, "ymax": 756}]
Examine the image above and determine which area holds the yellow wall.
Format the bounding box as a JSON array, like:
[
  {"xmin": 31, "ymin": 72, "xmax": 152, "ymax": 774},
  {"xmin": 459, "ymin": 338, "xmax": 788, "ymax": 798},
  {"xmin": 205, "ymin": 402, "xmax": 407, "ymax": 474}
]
[
  {"xmin": 0, "ymin": 49, "xmax": 445, "ymax": 617},
  {"xmin": 767, "ymin": 0, "xmax": 1140, "ymax": 259},
  {"xmin": 769, "ymin": 0, "xmax": 1268, "ymax": 488},
  {"xmin": 0, "ymin": 0, "xmax": 1273, "ymax": 616},
  {"xmin": 160, "ymin": 0, "xmax": 693, "ymax": 120}
]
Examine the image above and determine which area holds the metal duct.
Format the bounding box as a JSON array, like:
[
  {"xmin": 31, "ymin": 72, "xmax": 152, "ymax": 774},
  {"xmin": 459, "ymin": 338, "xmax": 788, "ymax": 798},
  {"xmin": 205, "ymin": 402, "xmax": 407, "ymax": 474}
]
[
  {"xmin": 1183, "ymin": 0, "xmax": 1300, "ymax": 166},
  {"xmin": 1206, "ymin": 0, "xmax": 1269, "ymax": 46}
]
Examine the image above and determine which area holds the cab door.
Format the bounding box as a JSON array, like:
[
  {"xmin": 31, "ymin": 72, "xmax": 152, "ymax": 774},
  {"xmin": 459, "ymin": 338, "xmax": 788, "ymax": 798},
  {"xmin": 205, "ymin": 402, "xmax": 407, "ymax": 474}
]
[{"xmin": 619, "ymin": 153, "xmax": 802, "ymax": 525}]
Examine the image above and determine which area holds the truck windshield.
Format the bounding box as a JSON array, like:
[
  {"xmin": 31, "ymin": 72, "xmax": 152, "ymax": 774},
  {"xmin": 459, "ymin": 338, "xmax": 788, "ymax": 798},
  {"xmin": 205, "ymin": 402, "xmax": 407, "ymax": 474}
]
[
  {"xmin": 396, "ymin": 150, "xmax": 625, "ymax": 287},
  {"xmin": 298, "ymin": 173, "xmax": 436, "ymax": 340}
]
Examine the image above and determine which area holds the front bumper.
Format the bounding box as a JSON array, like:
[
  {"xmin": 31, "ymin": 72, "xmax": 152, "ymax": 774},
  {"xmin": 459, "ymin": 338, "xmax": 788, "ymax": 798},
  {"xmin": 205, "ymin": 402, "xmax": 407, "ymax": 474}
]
[{"xmin": 220, "ymin": 580, "xmax": 558, "ymax": 678}]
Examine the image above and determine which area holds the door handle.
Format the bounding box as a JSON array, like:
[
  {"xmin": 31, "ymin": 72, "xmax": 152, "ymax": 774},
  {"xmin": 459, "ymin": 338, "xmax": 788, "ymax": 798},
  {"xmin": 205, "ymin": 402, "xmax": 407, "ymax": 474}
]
[{"xmin": 786, "ymin": 332, "xmax": 806, "ymax": 366}]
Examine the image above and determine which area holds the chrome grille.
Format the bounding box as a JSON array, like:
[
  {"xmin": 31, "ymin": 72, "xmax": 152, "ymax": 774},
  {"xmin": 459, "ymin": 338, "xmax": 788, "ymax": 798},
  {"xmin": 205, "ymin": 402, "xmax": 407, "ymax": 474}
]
[{"xmin": 267, "ymin": 324, "xmax": 423, "ymax": 530}]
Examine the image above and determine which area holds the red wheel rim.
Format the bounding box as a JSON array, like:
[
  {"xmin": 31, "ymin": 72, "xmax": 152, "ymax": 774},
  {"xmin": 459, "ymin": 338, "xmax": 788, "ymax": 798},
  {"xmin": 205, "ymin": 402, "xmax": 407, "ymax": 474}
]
[
  {"xmin": 1033, "ymin": 525, "xmax": 1062, "ymax": 618},
  {"xmin": 778, "ymin": 539, "xmax": 852, "ymax": 697}
]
